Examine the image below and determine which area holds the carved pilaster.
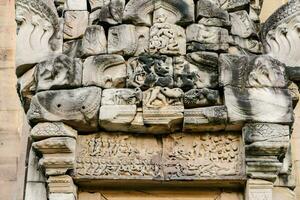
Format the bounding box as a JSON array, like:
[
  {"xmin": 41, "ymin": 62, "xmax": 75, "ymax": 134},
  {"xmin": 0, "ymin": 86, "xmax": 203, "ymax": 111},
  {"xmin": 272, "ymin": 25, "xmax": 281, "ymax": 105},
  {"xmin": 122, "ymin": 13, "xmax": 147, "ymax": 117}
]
[
  {"xmin": 246, "ymin": 179, "xmax": 273, "ymax": 200},
  {"xmin": 48, "ymin": 175, "xmax": 77, "ymax": 200}
]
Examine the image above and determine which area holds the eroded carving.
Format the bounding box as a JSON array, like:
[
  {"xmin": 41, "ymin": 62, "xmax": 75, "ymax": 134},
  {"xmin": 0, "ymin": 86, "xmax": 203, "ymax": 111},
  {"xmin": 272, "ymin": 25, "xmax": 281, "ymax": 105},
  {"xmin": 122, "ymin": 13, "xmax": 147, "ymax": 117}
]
[{"xmin": 64, "ymin": 11, "xmax": 89, "ymax": 40}]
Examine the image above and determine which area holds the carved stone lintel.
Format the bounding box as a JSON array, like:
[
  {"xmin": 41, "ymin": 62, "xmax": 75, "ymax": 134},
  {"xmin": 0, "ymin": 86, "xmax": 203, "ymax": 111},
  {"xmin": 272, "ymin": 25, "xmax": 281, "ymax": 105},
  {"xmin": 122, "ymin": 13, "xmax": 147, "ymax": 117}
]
[
  {"xmin": 31, "ymin": 122, "xmax": 77, "ymax": 141},
  {"xmin": 183, "ymin": 106, "xmax": 228, "ymax": 132},
  {"xmin": 82, "ymin": 55, "xmax": 126, "ymax": 88},
  {"xmin": 27, "ymin": 87, "xmax": 102, "ymax": 132}
]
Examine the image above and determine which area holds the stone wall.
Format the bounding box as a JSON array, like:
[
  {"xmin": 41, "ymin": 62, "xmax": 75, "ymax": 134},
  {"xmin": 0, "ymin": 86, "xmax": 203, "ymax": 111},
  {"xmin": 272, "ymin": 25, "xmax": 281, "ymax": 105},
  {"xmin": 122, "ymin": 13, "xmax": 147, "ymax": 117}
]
[{"xmin": 0, "ymin": 0, "xmax": 298, "ymax": 200}]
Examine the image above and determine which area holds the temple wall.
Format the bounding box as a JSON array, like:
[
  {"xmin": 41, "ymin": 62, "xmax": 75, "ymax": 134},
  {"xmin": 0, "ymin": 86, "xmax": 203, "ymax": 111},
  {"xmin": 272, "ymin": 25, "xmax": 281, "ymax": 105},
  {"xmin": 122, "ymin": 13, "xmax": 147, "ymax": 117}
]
[{"xmin": 0, "ymin": 0, "xmax": 297, "ymax": 200}]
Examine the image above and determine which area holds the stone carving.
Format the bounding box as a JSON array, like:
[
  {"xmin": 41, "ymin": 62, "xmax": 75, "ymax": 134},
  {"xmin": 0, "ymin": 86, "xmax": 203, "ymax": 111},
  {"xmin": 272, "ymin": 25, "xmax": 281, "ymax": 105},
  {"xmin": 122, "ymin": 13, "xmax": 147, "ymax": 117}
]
[
  {"xmin": 243, "ymin": 123, "xmax": 290, "ymax": 181},
  {"xmin": 261, "ymin": 0, "xmax": 300, "ymax": 67},
  {"xmin": 143, "ymin": 86, "xmax": 184, "ymax": 133},
  {"xmin": 17, "ymin": 67, "xmax": 36, "ymax": 112},
  {"xmin": 230, "ymin": 11, "xmax": 256, "ymax": 38},
  {"xmin": 89, "ymin": 0, "xmax": 125, "ymax": 24},
  {"xmin": 186, "ymin": 24, "xmax": 229, "ymax": 51},
  {"xmin": 149, "ymin": 22, "xmax": 186, "ymax": 56},
  {"xmin": 225, "ymin": 87, "xmax": 293, "ymax": 124},
  {"xmin": 174, "ymin": 52, "xmax": 219, "ymax": 91},
  {"xmin": 27, "ymin": 87, "xmax": 102, "ymax": 132},
  {"xmin": 82, "ymin": 54, "xmax": 126, "ymax": 88},
  {"xmin": 246, "ymin": 179, "xmax": 273, "ymax": 200},
  {"xmin": 127, "ymin": 55, "xmax": 173, "ymax": 90},
  {"xmin": 63, "ymin": 39, "xmax": 82, "ymax": 58},
  {"xmin": 123, "ymin": 0, "xmax": 154, "ymax": 26},
  {"xmin": 75, "ymin": 133, "xmax": 244, "ymax": 180},
  {"xmin": 184, "ymin": 89, "xmax": 221, "ymax": 108},
  {"xmin": 81, "ymin": 25, "xmax": 107, "ymax": 57},
  {"xmin": 32, "ymin": 137, "xmax": 76, "ymax": 175},
  {"xmin": 64, "ymin": 11, "xmax": 89, "ymax": 39},
  {"xmin": 64, "ymin": 0, "xmax": 87, "ymax": 10},
  {"xmin": 163, "ymin": 133, "xmax": 244, "ymax": 179},
  {"xmin": 99, "ymin": 88, "xmax": 144, "ymax": 132},
  {"xmin": 31, "ymin": 122, "xmax": 77, "ymax": 141},
  {"xmin": 135, "ymin": 26, "xmax": 150, "ymax": 56},
  {"xmin": 220, "ymin": 54, "xmax": 287, "ymax": 88},
  {"xmin": 75, "ymin": 133, "xmax": 163, "ymax": 179},
  {"xmin": 183, "ymin": 106, "xmax": 228, "ymax": 132},
  {"xmin": 47, "ymin": 175, "xmax": 77, "ymax": 200},
  {"xmin": 108, "ymin": 25, "xmax": 137, "ymax": 56},
  {"xmin": 229, "ymin": 36, "xmax": 263, "ymax": 54},
  {"xmin": 196, "ymin": 0, "xmax": 230, "ymax": 24},
  {"xmin": 35, "ymin": 54, "xmax": 82, "ymax": 92},
  {"xmin": 16, "ymin": 0, "xmax": 62, "ymax": 76}
]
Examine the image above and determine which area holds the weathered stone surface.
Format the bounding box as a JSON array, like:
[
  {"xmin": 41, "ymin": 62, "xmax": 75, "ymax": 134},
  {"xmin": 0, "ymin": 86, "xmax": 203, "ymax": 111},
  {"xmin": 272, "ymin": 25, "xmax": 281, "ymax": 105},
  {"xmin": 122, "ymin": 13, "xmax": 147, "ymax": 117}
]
[
  {"xmin": 174, "ymin": 52, "xmax": 219, "ymax": 91},
  {"xmin": 49, "ymin": 193, "xmax": 76, "ymax": 200},
  {"xmin": 123, "ymin": 0, "xmax": 154, "ymax": 26},
  {"xmin": 75, "ymin": 133, "xmax": 163, "ymax": 180},
  {"xmin": 229, "ymin": 36, "xmax": 262, "ymax": 54},
  {"xmin": 75, "ymin": 132, "xmax": 244, "ymax": 181},
  {"xmin": 108, "ymin": 25, "xmax": 137, "ymax": 56},
  {"xmin": 183, "ymin": 106, "xmax": 228, "ymax": 132},
  {"xmin": 31, "ymin": 122, "xmax": 77, "ymax": 141},
  {"xmin": 184, "ymin": 89, "xmax": 221, "ymax": 108},
  {"xmin": 16, "ymin": 0, "xmax": 62, "ymax": 76},
  {"xmin": 27, "ymin": 87, "xmax": 102, "ymax": 132},
  {"xmin": 198, "ymin": 17, "xmax": 231, "ymax": 27},
  {"xmin": 163, "ymin": 133, "xmax": 244, "ymax": 180},
  {"xmin": 153, "ymin": 0, "xmax": 195, "ymax": 25},
  {"xmin": 64, "ymin": 11, "xmax": 89, "ymax": 40},
  {"xmin": 220, "ymin": 0, "xmax": 250, "ymax": 11},
  {"xmin": 149, "ymin": 23, "xmax": 186, "ymax": 56},
  {"xmin": 243, "ymin": 123, "xmax": 290, "ymax": 181},
  {"xmin": 261, "ymin": 0, "xmax": 300, "ymax": 67},
  {"xmin": 99, "ymin": 88, "xmax": 144, "ymax": 132},
  {"xmin": 143, "ymin": 86, "xmax": 184, "ymax": 133},
  {"xmin": 230, "ymin": 11, "xmax": 256, "ymax": 38},
  {"xmin": 186, "ymin": 24, "xmax": 229, "ymax": 51},
  {"xmin": 220, "ymin": 54, "xmax": 287, "ymax": 88},
  {"xmin": 101, "ymin": 88, "xmax": 142, "ymax": 106},
  {"xmin": 64, "ymin": 0, "xmax": 87, "ymax": 10},
  {"xmin": 82, "ymin": 55, "xmax": 126, "ymax": 88},
  {"xmin": 196, "ymin": 0, "xmax": 230, "ymax": 22},
  {"xmin": 81, "ymin": 25, "xmax": 107, "ymax": 57},
  {"xmin": 127, "ymin": 55, "xmax": 173, "ymax": 90},
  {"xmin": 90, "ymin": 0, "xmax": 125, "ymax": 24},
  {"xmin": 47, "ymin": 175, "xmax": 77, "ymax": 195},
  {"xmin": 246, "ymin": 179, "xmax": 273, "ymax": 200},
  {"xmin": 63, "ymin": 39, "xmax": 82, "ymax": 58},
  {"xmin": 35, "ymin": 54, "xmax": 82, "ymax": 92},
  {"xmin": 224, "ymin": 87, "xmax": 293, "ymax": 123},
  {"xmin": 135, "ymin": 26, "xmax": 150, "ymax": 56},
  {"xmin": 32, "ymin": 137, "xmax": 76, "ymax": 175},
  {"xmin": 17, "ymin": 67, "xmax": 36, "ymax": 112}
]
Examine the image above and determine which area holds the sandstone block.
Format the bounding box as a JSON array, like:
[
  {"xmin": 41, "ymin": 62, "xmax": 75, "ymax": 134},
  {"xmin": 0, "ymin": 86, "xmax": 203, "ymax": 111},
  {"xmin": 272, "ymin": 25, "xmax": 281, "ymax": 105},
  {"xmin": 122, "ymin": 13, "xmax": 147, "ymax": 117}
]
[
  {"xmin": 184, "ymin": 89, "xmax": 221, "ymax": 108},
  {"xmin": 64, "ymin": 11, "xmax": 89, "ymax": 40},
  {"xmin": 64, "ymin": 0, "xmax": 87, "ymax": 10},
  {"xmin": 27, "ymin": 87, "xmax": 102, "ymax": 132},
  {"xmin": 82, "ymin": 54, "xmax": 126, "ymax": 88},
  {"xmin": 230, "ymin": 10, "xmax": 256, "ymax": 38}
]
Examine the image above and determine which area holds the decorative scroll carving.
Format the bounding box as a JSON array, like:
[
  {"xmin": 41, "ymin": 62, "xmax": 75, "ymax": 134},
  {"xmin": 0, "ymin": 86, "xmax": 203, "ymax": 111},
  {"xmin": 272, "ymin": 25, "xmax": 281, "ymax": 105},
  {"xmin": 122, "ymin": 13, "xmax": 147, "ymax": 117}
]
[
  {"xmin": 16, "ymin": 0, "xmax": 62, "ymax": 76},
  {"xmin": 174, "ymin": 52, "xmax": 219, "ymax": 91},
  {"xmin": 127, "ymin": 55, "xmax": 173, "ymax": 90},
  {"xmin": 35, "ymin": 54, "xmax": 82, "ymax": 92},
  {"xmin": 230, "ymin": 11, "xmax": 256, "ymax": 38},
  {"xmin": 27, "ymin": 87, "xmax": 102, "ymax": 132},
  {"xmin": 261, "ymin": 0, "xmax": 300, "ymax": 67},
  {"xmin": 123, "ymin": 0, "xmax": 154, "ymax": 26},
  {"xmin": 163, "ymin": 133, "xmax": 244, "ymax": 179},
  {"xmin": 83, "ymin": 54, "xmax": 126, "ymax": 88},
  {"xmin": 149, "ymin": 22, "xmax": 186, "ymax": 56},
  {"xmin": 75, "ymin": 133, "xmax": 163, "ymax": 179}
]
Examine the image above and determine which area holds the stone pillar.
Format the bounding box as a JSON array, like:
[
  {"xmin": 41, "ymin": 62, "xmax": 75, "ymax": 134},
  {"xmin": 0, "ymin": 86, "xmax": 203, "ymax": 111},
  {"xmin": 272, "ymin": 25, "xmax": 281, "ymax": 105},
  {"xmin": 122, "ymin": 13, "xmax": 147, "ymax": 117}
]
[
  {"xmin": 292, "ymin": 102, "xmax": 300, "ymax": 199},
  {"xmin": 246, "ymin": 179, "xmax": 273, "ymax": 200}
]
